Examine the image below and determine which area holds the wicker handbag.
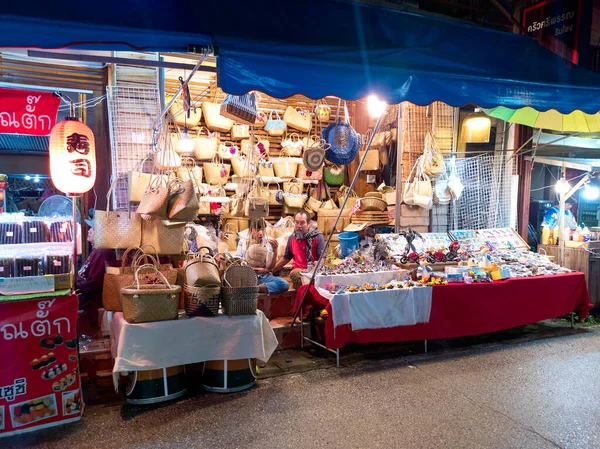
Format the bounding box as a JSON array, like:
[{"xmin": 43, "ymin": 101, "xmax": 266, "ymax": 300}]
[
  {"xmin": 167, "ymin": 179, "xmax": 199, "ymax": 222},
  {"xmin": 245, "ymin": 196, "xmax": 269, "ymax": 218},
  {"xmin": 264, "ymin": 111, "xmax": 287, "ymax": 137},
  {"xmin": 95, "ymin": 180, "xmax": 142, "ymax": 249},
  {"xmin": 183, "ymin": 284, "xmax": 221, "ymax": 317},
  {"xmin": 222, "ymin": 264, "xmax": 258, "ymax": 316},
  {"xmin": 258, "ymin": 159, "xmax": 274, "ymax": 177},
  {"xmin": 184, "ymin": 249, "xmax": 221, "ymax": 286},
  {"xmin": 283, "ymin": 106, "xmax": 312, "ymax": 133},
  {"xmin": 120, "ymin": 264, "xmax": 181, "ymax": 323},
  {"xmin": 324, "ymin": 165, "xmax": 345, "ymax": 186},
  {"xmin": 231, "ymin": 124, "xmax": 250, "ymax": 140},
  {"xmin": 169, "ymin": 98, "xmax": 202, "ymax": 127},
  {"xmin": 204, "ymin": 154, "xmax": 231, "ymax": 185},
  {"xmin": 102, "ymin": 246, "xmax": 177, "ymax": 312},
  {"xmin": 193, "ymin": 127, "xmax": 218, "ymax": 160},
  {"xmin": 281, "ymin": 132, "xmax": 304, "ymax": 157},
  {"xmin": 137, "ymin": 176, "xmax": 170, "ymax": 220},
  {"xmin": 273, "ymin": 150, "xmax": 299, "ymax": 178},
  {"xmin": 141, "ymin": 218, "xmax": 185, "ymax": 255},
  {"xmin": 223, "ymin": 222, "xmax": 239, "ymax": 251},
  {"xmin": 283, "ymin": 182, "xmax": 307, "ymax": 209},
  {"xmin": 202, "ymin": 100, "xmax": 234, "ymax": 132}
]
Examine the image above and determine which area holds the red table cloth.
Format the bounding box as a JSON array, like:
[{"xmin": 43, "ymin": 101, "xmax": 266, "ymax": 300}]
[{"xmin": 296, "ymin": 272, "xmax": 591, "ymax": 350}]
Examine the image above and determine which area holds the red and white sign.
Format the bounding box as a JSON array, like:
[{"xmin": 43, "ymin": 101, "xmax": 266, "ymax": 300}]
[
  {"xmin": 0, "ymin": 295, "xmax": 83, "ymax": 438},
  {"xmin": 0, "ymin": 88, "xmax": 60, "ymax": 136}
]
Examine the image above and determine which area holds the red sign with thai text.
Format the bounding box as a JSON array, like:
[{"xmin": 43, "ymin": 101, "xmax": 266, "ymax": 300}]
[
  {"xmin": 0, "ymin": 88, "xmax": 60, "ymax": 136},
  {"xmin": 0, "ymin": 295, "xmax": 83, "ymax": 438}
]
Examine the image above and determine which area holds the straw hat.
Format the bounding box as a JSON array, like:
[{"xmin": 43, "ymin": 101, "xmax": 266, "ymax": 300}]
[{"xmin": 302, "ymin": 146, "xmax": 325, "ymax": 172}]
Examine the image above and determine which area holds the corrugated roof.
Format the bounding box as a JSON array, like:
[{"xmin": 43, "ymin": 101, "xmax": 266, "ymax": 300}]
[{"xmin": 0, "ymin": 134, "xmax": 49, "ymax": 153}]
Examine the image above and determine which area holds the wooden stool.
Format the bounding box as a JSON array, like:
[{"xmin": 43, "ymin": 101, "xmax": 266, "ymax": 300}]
[
  {"xmin": 124, "ymin": 366, "xmax": 187, "ymax": 405},
  {"xmin": 201, "ymin": 359, "xmax": 256, "ymax": 393}
]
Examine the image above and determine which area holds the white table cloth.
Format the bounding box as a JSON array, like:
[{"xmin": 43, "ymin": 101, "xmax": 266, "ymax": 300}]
[
  {"xmin": 317, "ymin": 286, "xmax": 433, "ymax": 331},
  {"xmin": 111, "ymin": 310, "xmax": 278, "ymax": 385}
]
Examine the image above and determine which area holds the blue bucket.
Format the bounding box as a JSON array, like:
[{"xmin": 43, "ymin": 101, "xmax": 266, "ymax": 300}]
[{"xmin": 338, "ymin": 232, "xmax": 359, "ymax": 257}]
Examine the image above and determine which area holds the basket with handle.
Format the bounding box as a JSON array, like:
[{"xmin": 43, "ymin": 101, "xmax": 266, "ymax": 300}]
[
  {"xmin": 120, "ymin": 264, "xmax": 182, "ymax": 323},
  {"xmin": 183, "ymin": 284, "xmax": 221, "ymax": 317},
  {"xmin": 273, "ymin": 149, "xmax": 299, "ymax": 178},
  {"xmin": 221, "ymin": 264, "xmax": 258, "ymax": 316}
]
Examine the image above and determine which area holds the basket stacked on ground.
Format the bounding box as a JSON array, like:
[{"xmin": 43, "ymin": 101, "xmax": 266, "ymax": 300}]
[
  {"xmin": 183, "ymin": 284, "xmax": 221, "ymax": 317},
  {"xmin": 222, "ymin": 264, "xmax": 258, "ymax": 316}
]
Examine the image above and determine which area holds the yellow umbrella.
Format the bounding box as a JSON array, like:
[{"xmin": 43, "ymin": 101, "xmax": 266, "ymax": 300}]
[{"xmin": 482, "ymin": 106, "xmax": 600, "ymax": 133}]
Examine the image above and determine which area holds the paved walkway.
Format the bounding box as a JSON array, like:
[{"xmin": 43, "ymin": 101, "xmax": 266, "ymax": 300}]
[{"xmin": 5, "ymin": 324, "xmax": 600, "ymax": 449}]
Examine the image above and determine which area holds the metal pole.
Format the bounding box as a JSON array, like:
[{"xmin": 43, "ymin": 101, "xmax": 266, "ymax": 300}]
[
  {"xmin": 395, "ymin": 103, "xmax": 403, "ymax": 232},
  {"xmin": 291, "ymin": 109, "xmax": 386, "ymax": 326},
  {"xmin": 71, "ymin": 195, "xmax": 79, "ymax": 290}
]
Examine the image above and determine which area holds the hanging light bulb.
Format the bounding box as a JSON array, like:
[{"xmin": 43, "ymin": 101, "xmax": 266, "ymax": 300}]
[
  {"xmin": 583, "ymin": 184, "xmax": 599, "ymax": 200},
  {"xmin": 555, "ymin": 178, "xmax": 571, "ymax": 194},
  {"xmin": 367, "ymin": 95, "xmax": 387, "ymax": 118},
  {"xmin": 460, "ymin": 109, "xmax": 491, "ymax": 143},
  {"xmin": 179, "ymin": 126, "xmax": 195, "ymax": 154}
]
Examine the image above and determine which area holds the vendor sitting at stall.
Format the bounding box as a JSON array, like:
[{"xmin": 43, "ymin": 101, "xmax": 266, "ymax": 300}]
[
  {"xmin": 76, "ymin": 216, "xmax": 116, "ymax": 337},
  {"xmin": 271, "ymin": 209, "xmax": 325, "ymax": 290},
  {"xmin": 235, "ymin": 218, "xmax": 289, "ymax": 295},
  {"xmin": 543, "ymin": 197, "xmax": 578, "ymax": 230}
]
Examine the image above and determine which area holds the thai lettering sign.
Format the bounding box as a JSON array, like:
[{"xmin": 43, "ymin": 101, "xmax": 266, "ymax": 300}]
[
  {"xmin": 0, "ymin": 87, "xmax": 60, "ymax": 136},
  {"xmin": 522, "ymin": 0, "xmax": 581, "ymax": 64},
  {"xmin": 0, "ymin": 295, "xmax": 82, "ymax": 438}
]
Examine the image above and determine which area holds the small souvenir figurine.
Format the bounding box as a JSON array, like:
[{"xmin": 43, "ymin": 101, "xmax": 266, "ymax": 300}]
[{"xmin": 398, "ymin": 226, "xmax": 424, "ymax": 254}]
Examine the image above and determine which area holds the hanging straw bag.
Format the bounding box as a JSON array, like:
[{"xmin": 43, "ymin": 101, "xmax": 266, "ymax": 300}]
[
  {"xmin": 422, "ymin": 132, "xmax": 445, "ymax": 180},
  {"xmin": 232, "ymin": 155, "xmax": 256, "ymax": 178},
  {"xmin": 183, "ymin": 284, "xmax": 221, "ymax": 317},
  {"xmin": 306, "ymin": 184, "xmax": 323, "ymax": 213},
  {"xmin": 403, "ymin": 157, "xmax": 433, "ymax": 209},
  {"xmin": 137, "ymin": 175, "xmax": 171, "ymax": 220},
  {"xmin": 128, "ymin": 158, "xmax": 163, "ymax": 203},
  {"xmin": 169, "ymin": 98, "xmax": 202, "ymax": 128},
  {"xmin": 264, "ymin": 111, "xmax": 287, "ymax": 137},
  {"xmin": 338, "ymin": 185, "xmax": 359, "ymax": 210},
  {"xmin": 177, "ymin": 157, "xmax": 203, "ymax": 186},
  {"xmin": 254, "ymin": 110, "xmax": 267, "ymax": 128},
  {"xmin": 120, "ymin": 264, "xmax": 181, "ymax": 323},
  {"xmin": 323, "ymin": 165, "xmax": 345, "ymax": 186},
  {"xmin": 266, "ymin": 182, "xmax": 281, "ymax": 206},
  {"xmin": 220, "ymin": 92, "xmax": 257, "ymax": 126},
  {"xmin": 202, "ymin": 99, "xmax": 234, "ymax": 132},
  {"xmin": 283, "ymin": 177, "xmax": 303, "ymax": 193},
  {"xmin": 273, "ymin": 150, "xmax": 300, "ymax": 178},
  {"xmin": 193, "ymin": 127, "xmax": 218, "ymax": 160},
  {"xmin": 297, "ymin": 164, "xmax": 322, "ymax": 180},
  {"xmin": 447, "ymin": 160, "xmax": 465, "ymax": 200},
  {"xmin": 221, "ymin": 264, "xmax": 259, "ymax": 316},
  {"xmin": 203, "ymin": 154, "xmax": 231, "ymax": 185},
  {"xmin": 154, "ymin": 131, "xmax": 182, "ymax": 170},
  {"xmin": 231, "ymin": 124, "xmax": 250, "ymax": 141},
  {"xmin": 323, "ymin": 101, "xmax": 360, "ymax": 165},
  {"xmin": 283, "ymin": 182, "xmax": 307, "ymax": 208},
  {"xmin": 281, "ymin": 132, "xmax": 305, "ymax": 157},
  {"xmin": 95, "ymin": 180, "xmax": 142, "ymax": 249},
  {"xmin": 258, "ymin": 158, "xmax": 275, "ymax": 177},
  {"xmin": 283, "ymin": 106, "xmax": 312, "ymax": 133},
  {"xmin": 315, "ymin": 100, "xmax": 331, "ymax": 122},
  {"xmin": 141, "ymin": 218, "xmax": 185, "ymax": 254},
  {"xmin": 167, "ymin": 178, "xmax": 199, "ymax": 222},
  {"xmin": 218, "ymin": 141, "xmax": 239, "ymax": 160},
  {"xmin": 223, "ymin": 222, "xmax": 239, "ymax": 251}
]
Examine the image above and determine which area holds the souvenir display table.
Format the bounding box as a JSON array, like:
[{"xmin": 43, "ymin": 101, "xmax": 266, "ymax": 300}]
[
  {"xmin": 110, "ymin": 310, "xmax": 278, "ymax": 389},
  {"xmin": 297, "ymin": 272, "xmax": 590, "ymax": 350},
  {"xmin": 0, "ymin": 294, "xmax": 82, "ymax": 437}
]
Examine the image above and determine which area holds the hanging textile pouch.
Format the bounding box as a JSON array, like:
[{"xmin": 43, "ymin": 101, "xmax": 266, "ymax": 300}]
[{"xmin": 220, "ymin": 92, "xmax": 257, "ymax": 126}]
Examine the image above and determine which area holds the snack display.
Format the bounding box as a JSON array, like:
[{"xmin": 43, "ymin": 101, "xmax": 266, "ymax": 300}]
[
  {"xmin": 15, "ymin": 255, "xmax": 43, "ymax": 277},
  {"xmin": 48, "ymin": 221, "xmax": 73, "ymax": 243},
  {"xmin": 323, "ymin": 279, "xmax": 426, "ymax": 294},
  {"xmin": 0, "ymin": 222, "xmax": 23, "ymax": 245},
  {"xmin": 45, "ymin": 254, "xmax": 71, "ymax": 275},
  {"xmin": 22, "ymin": 219, "xmax": 48, "ymax": 244}
]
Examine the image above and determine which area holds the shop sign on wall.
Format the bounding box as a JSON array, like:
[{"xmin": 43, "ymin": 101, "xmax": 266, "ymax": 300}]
[
  {"xmin": 522, "ymin": 0, "xmax": 581, "ymax": 64},
  {"xmin": 0, "ymin": 295, "xmax": 82, "ymax": 438},
  {"xmin": 0, "ymin": 88, "xmax": 60, "ymax": 135}
]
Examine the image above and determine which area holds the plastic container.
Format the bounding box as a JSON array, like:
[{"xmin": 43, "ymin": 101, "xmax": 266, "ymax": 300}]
[{"xmin": 338, "ymin": 232, "xmax": 359, "ymax": 257}]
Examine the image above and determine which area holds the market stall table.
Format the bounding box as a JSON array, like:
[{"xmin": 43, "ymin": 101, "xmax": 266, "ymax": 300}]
[
  {"xmin": 110, "ymin": 310, "xmax": 278, "ymax": 398},
  {"xmin": 296, "ymin": 272, "xmax": 591, "ymax": 350}
]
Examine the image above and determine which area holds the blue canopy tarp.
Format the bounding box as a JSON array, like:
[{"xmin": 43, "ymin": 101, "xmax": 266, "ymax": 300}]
[{"xmin": 2, "ymin": 0, "xmax": 600, "ymax": 113}]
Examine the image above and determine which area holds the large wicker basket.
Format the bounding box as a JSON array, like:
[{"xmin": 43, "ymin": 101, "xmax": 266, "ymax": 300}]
[
  {"xmin": 222, "ymin": 264, "xmax": 258, "ymax": 316},
  {"xmin": 359, "ymin": 196, "xmax": 387, "ymax": 212},
  {"xmin": 120, "ymin": 265, "xmax": 181, "ymax": 323},
  {"xmin": 183, "ymin": 284, "xmax": 221, "ymax": 317}
]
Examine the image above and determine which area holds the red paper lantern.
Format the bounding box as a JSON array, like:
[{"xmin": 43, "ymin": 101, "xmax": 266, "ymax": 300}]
[{"xmin": 49, "ymin": 118, "xmax": 96, "ymax": 194}]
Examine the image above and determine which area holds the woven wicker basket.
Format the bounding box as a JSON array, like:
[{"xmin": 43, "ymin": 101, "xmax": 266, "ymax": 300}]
[
  {"xmin": 222, "ymin": 264, "xmax": 258, "ymax": 316},
  {"xmin": 359, "ymin": 197, "xmax": 387, "ymax": 212},
  {"xmin": 183, "ymin": 284, "xmax": 221, "ymax": 317}
]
